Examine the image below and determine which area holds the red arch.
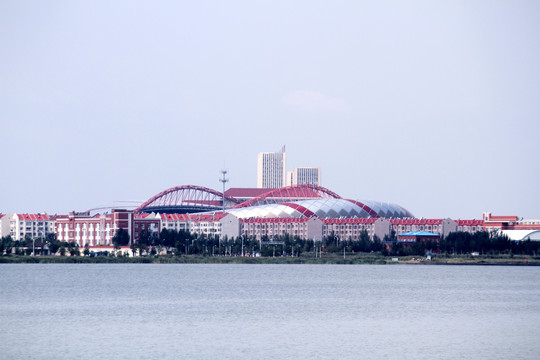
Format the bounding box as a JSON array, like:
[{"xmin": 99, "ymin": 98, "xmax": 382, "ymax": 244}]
[
  {"xmin": 135, "ymin": 185, "xmax": 241, "ymax": 214},
  {"xmin": 232, "ymin": 184, "xmax": 342, "ymax": 209}
]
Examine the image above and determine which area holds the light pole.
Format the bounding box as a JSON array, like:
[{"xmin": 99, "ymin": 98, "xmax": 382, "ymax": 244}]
[{"xmin": 219, "ymin": 170, "xmax": 229, "ymax": 213}]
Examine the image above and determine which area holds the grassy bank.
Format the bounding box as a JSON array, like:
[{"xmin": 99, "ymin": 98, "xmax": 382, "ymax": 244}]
[{"xmin": 1, "ymin": 253, "xmax": 539, "ymax": 265}]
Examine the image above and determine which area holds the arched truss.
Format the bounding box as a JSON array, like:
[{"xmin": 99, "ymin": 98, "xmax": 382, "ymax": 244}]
[
  {"xmin": 135, "ymin": 185, "xmax": 241, "ymax": 214},
  {"xmin": 232, "ymin": 184, "xmax": 342, "ymax": 209}
]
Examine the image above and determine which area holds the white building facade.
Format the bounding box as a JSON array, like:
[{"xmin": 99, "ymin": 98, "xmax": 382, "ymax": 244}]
[
  {"xmin": 9, "ymin": 214, "xmax": 55, "ymax": 241},
  {"xmin": 257, "ymin": 150, "xmax": 286, "ymax": 188},
  {"xmin": 55, "ymin": 210, "xmax": 160, "ymax": 247},
  {"xmin": 0, "ymin": 213, "xmax": 13, "ymax": 238},
  {"xmin": 290, "ymin": 167, "xmax": 321, "ymax": 186}
]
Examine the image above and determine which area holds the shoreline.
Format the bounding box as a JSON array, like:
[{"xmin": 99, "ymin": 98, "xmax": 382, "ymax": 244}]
[{"xmin": 1, "ymin": 254, "xmax": 539, "ymax": 266}]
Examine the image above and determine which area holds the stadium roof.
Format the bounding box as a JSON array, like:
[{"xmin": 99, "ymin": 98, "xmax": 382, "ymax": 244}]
[
  {"xmin": 136, "ymin": 184, "xmax": 414, "ymax": 220},
  {"xmin": 501, "ymin": 230, "xmax": 540, "ymax": 241},
  {"xmin": 225, "ymin": 198, "xmax": 413, "ymax": 220}
]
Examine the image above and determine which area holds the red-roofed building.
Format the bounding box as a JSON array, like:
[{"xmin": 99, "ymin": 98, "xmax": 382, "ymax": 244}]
[
  {"xmin": 159, "ymin": 213, "xmax": 191, "ymax": 232},
  {"xmin": 322, "ymin": 218, "xmax": 390, "ymax": 241},
  {"xmin": 189, "ymin": 212, "xmax": 229, "ymax": 236},
  {"xmin": 56, "ymin": 210, "xmax": 160, "ymax": 247},
  {"xmin": 483, "ymin": 212, "xmax": 540, "ymax": 232},
  {"xmin": 241, "ymin": 217, "xmax": 323, "ymax": 241},
  {"xmin": 456, "ymin": 219, "xmax": 484, "ymax": 233},
  {"xmin": 9, "ymin": 213, "xmax": 55, "ymax": 241},
  {"xmin": 390, "ymin": 218, "xmax": 458, "ymax": 237},
  {"xmin": 483, "ymin": 212, "xmax": 519, "ymax": 231}
]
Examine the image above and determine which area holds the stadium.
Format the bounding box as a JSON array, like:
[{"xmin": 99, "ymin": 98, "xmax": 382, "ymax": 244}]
[{"xmin": 134, "ymin": 184, "xmax": 414, "ymax": 220}]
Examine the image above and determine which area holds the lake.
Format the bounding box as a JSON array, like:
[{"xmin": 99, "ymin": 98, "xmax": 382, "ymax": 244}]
[{"xmin": 1, "ymin": 264, "xmax": 539, "ymax": 359}]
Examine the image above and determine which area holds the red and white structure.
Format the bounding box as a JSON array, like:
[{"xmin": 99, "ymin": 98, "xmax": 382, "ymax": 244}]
[
  {"xmin": 322, "ymin": 218, "xmax": 390, "ymax": 241},
  {"xmin": 55, "ymin": 210, "xmax": 160, "ymax": 247},
  {"xmin": 9, "ymin": 214, "xmax": 55, "ymax": 241},
  {"xmin": 241, "ymin": 217, "xmax": 323, "ymax": 241},
  {"xmin": 483, "ymin": 212, "xmax": 540, "ymax": 232},
  {"xmin": 456, "ymin": 219, "xmax": 485, "ymax": 233}
]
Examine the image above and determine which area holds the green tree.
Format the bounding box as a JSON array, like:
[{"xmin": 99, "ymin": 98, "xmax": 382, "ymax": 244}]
[
  {"xmin": 49, "ymin": 240, "xmax": 62, "ymax": 255},
  {"xmin": 69, "ymin": 245, "xmax": 80, "ymax": 256},
  {"xmin": 136, "ymin": 229, "xmax": 150, "ymax": 256},
  {"xmin": 358, "ymin": 230, "xmax": 371, "ymax": 252},
  {"xmin": 112, "ymin": 228, "xmax": 130, "ymax": 249},
  {"xmin": 0, "ymin": 236, "xmax": 14, "ymax": 255},
  {"xmin": 372, "ymin": 235, "xmax": 383, "ymax": 252},
  {"xmin": 390, "ymin": 241, "xmax": 403, "ymax": 256},
  {"xmin": 408, "ymin": 240, "xmax": 426, "ymax": 256}
]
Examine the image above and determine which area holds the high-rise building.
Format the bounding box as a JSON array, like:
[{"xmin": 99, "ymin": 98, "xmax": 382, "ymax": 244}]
[
  {"xmin": 286, "ymin": 171, "xmax": 294, "ymax": 186},
  {"xmin": 257, "ymin": 147, "xmax": 286, "ymax": 188},
  {"xmin": 291, "ymin": 167, "xmax": 321, "ymax": 186}
]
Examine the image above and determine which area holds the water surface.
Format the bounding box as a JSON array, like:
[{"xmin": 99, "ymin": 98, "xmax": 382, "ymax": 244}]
[{"xmin": 1, "ymin": 264, "xmax": 539, "ymax": 359}]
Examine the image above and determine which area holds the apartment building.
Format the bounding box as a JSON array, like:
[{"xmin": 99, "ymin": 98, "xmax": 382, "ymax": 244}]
[
  {"xmin": 257, "ymin": 149, "xmax": 286, "ymax": 188},
  {"xmin": 9, "ymin": 214, "xmax": 55, "ymax": 241}
]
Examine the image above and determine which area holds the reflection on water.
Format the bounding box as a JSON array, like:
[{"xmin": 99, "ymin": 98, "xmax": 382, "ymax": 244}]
[{"xmin": 1, "ymin": 264, "xmax": 539, "ymax": 359}]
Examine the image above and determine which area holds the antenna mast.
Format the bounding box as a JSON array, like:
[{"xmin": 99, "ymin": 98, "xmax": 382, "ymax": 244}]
[{"xmin": 219, "ymin": 170, "xmax": 229, "ymax": 212}]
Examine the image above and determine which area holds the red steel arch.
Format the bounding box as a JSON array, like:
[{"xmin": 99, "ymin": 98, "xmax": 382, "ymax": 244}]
[
  {"xmin": 232, "ymin": 184, "xmax": 342, "ymax": 209},
  {"xmin": 135, "ymin": 185, "xmax": 241, "ymax": 214}
]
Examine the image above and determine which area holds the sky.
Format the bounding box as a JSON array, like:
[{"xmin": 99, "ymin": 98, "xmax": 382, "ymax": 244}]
[{"xmin": 1, "ymin": 1, "xmax": 539, "ymax": 219}]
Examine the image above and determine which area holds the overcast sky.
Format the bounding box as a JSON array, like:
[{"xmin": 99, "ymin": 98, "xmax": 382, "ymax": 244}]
[{"xmin": 1, "ymin": 1, "xmax": 539, "ymax": 219}]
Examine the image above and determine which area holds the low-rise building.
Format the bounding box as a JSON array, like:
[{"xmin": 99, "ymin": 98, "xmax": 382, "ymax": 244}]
[
  {"xmin": 483, "ymin": 212, "xmax": 540, "ymax": 232},
  {"xmin": 456, "ymin": 219, "xmax": 484, "ymax": 233},
  {"xmin": 390, "ymin": 218, "xmax": 457, "ymax": 237},
  {"xmin": 322, "ymin": 218, "xmax": 390, "ymax": 241},
  {"xmin": 10, "ymin": 213, "xmax": 55, "ymax": 241},
  {"xmin": 0, "ymin": 213, "xmax": 13, "ymax": 237},
  {"xmin": 241, "ymin": 217, "xmax": 323, "ymax": 241},
  {"xmin": 55, "ymin": 209, "xmax": 160, "ymax": 247},
  {"xmin": 159, "ymin": 213, "xmax": 190, "ymax": 232}
]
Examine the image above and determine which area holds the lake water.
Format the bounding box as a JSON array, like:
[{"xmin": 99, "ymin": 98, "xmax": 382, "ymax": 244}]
[{"xmin": 1, "ymin": 264, "xmax": 539, "ymax": 359}]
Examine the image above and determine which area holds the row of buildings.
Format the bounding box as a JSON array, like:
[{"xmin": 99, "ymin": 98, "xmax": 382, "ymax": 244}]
[
  {"xmin": 2, "ymin": 209, "xmax": 538, "ymax": 248},
  {"xmin": 3, "ymin": 154, "xmax": 539, "ymax": 248}
]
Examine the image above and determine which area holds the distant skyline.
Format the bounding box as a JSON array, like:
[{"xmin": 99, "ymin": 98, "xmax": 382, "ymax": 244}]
[{"xmin": 1, "ymin": 1, "xmax": 539, "ymax": 219}]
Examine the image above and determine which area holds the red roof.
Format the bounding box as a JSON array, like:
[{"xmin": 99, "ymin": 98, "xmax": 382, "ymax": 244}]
[
  {"xmin": 190, "ymin": 212, "xmax": 227, "ymax": 223},
  {"xmin": 486, "ymin": 215, "xmax": 518, "ymax": 222},
  {"xmin": 390, "ymin": 219, "xmax": 443, "ymax": 225},
  {"xmin": 241, "ymin": 217, "xmax": 310, "ymax": 224},
  {"xmin": 457, "ymin": 219, "xmax": 484, "ymax": 226},
  {"xmin": 322, "ymin": 218, "xmax": 378, "ymax": 225},
  {"xmin": 16, "ymin": 214, "xmax": 51, "ymax": 221},
  {"xmin": 225, "ymin": 188, "xmax": 274, "ymax": 198},
  {"xmin": 160, "ymin": 213, "xmax": 191, "ymax": 221}
]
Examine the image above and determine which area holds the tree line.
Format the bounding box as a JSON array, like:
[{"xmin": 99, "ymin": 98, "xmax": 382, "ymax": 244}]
[
  {"xmin": 0, "ymin": 234, "xmax": 80, "ymax": 256},
  {"xmin": 116, "ymin": 228, "xmax": 540, "ymax": 257},
  {"xmin": 1, "ymin": 229, "xmax": 539, "ymax": 257}
]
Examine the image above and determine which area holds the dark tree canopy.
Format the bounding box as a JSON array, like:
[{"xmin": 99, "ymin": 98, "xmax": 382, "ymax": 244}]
[{"xmin": 112, "ymin": 228, "xmax": 130, "ymax": 248}]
